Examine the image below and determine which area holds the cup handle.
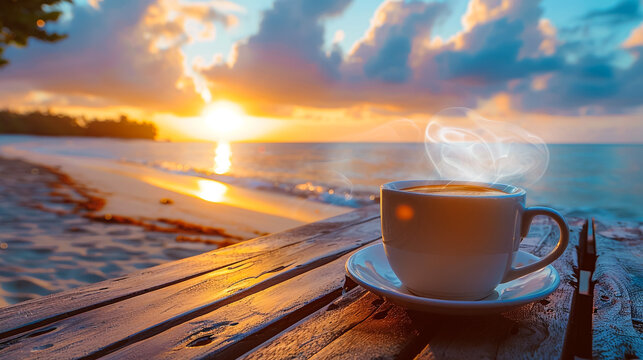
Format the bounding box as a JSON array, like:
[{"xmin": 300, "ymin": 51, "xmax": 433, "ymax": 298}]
[{"xmin": 502, "ymin": 206, "xmax": 569, "ymax": 283}]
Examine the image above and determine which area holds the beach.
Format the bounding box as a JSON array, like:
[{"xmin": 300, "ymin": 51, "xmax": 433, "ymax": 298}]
[
  {"xmin": 0, "ymin": 136, "xmax": 641, "ymax": 307},
  {"xmin": 0, "ymin": 143, "xmax": 349, "ymax": 307}
]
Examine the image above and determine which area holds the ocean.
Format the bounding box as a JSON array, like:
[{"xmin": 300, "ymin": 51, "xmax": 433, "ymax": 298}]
[{"xmin": 1, "ymin": 136, "xmax": 641, "ymax": 221}]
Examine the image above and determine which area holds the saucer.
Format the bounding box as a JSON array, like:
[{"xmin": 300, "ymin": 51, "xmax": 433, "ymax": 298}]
[{"xmin": 345, "ymin": 243, "xmax": 560, "ymax": 315}]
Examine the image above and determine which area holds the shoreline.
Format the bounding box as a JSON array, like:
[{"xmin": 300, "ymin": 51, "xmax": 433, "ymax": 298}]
[
  {"xmin": 0, "ymin": 142, "xmax": 350, "ymax": 236},
  {"xmin": 0, "ymin": 152, "xmax": 349, "ymax": 307}
]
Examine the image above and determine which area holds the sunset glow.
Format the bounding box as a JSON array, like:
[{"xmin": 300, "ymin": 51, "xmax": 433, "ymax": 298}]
[
  {"xmin": 203, "ymin": 101, "xmax": 246, "ymax": 141},
  {"xmin": 1, "ymin": 3, "xmax": 641, "ymax": 346},
  {"xmin": 0, "ymin": 0, "xmax": 641, "ymax": 143}
]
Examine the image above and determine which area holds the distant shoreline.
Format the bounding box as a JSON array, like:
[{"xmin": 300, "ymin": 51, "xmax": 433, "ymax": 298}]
[
  {"xmin": 0, "ymin": 109, "xmax": 157, "ymax": 140},
  {"xmin": 0, "ymin": 133, "xmax": 161, "ymax": 140}
]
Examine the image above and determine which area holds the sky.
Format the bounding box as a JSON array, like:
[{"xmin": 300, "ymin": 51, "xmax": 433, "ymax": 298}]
[{"xmin": 0, "ymin": 0, "xmax": 642, "ymax": 142}]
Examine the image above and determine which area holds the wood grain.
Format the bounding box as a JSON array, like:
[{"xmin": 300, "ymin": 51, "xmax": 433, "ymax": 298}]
[
  {"xmin": 0, "ymin": 209, "xmax": 595, "ymax": 360},
  {"xmin": 309, "ymin": 303, "xmax": 430, "ymax": 360},
  {"xmin": 415, "ymin": 217, "xmax": 581, "ymax": 360},
  {"xmin": 0, "ymin": 205, "xmax": 378, "ymax": 339},
  {"xmin": 103, "ymin": 255, "xmax": 375, "ymax": 360},
  {"xmin": 241, "ymin": 217, "xmax": 580, "ymax": 360},
  {"xmin": 238, "ymin": 287, "xmax": 383, "ymax": 360},
  {"xmin": 592, "ymin": 219, "xmax": 643, "ymax": 360},
  {"xmin": 0, "ymin": 218, "xmax": 381, "ymax": 359}
]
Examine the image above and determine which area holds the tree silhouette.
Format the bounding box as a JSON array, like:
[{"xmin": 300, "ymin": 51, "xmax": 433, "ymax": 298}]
[
  {"xmin": 0, "ymin": 109, "xmax": 158, "ymax": 139},
  {"xmin": 0, "ymin": 0, "xmax": 71, "ymax": 67}
]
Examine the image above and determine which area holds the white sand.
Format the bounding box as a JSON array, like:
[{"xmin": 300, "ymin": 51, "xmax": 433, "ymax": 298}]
[{"xmin": 0, "ymin": 143, "xmax": 350, "ymax": 239}]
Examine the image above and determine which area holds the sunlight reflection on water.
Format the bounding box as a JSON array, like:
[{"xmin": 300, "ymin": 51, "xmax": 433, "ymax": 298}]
[
  {"xmin": 214, "ymin": 142, "xmax": 232, "ymax": 174},
  {"xmin": 8, "ymin": 136, "xmax": 639, "ymax": 219},
  {"xmin": 196, "ymin": 179, "xmax": 228, "ymax": 203}
]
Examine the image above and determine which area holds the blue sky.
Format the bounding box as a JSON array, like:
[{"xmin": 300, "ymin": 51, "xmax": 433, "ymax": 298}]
[
  {"xmin": 0, "ymin": 0, "xmax": 642, "ymax": 142},
  {"xmin": 174, "ymin": 0, "xmax": 643, "ymax": 66},
  {"xmin": 174, "ymin": 0, "xmax": 643, "ymax": 73},
  {"xmin": 177, "ymin": 2, "xmax": 636, "ymax": 53}
]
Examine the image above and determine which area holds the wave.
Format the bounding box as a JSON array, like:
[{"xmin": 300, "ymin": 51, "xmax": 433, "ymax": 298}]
[
  {"xmin": 1, "ymin": 136, "xmax": 641, "ymax": 221},
  {"xmin": 131, "ymin": 159, "xmax": 379, "ymax": 208}
]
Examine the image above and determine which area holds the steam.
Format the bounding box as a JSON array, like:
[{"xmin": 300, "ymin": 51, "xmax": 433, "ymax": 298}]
[{"xmin": 424, "ymin": 107, "xmax": 549, "ymax": 187}]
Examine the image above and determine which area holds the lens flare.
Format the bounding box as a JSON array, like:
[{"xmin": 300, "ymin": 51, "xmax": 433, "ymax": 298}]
[
  {"xmin": 424, "ymin": 107, "xmax": 549, "ymax": 187},
  {"xmin": 395, "ymin": 204, "xmax": 414, "ymax": 221}
]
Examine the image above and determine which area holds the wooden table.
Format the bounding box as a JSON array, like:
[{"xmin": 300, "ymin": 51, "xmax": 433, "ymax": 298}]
[{"xmin": 0, "ymin": 205, "xmax": 640, "ymax": 359}]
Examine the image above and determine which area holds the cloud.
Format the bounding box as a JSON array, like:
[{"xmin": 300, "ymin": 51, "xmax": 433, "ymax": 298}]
[
  {"xmin": 433, "ymin": 19, "xmax": 561, "ymax": 83},
  {"xmin": 201, "ymin": 0, "xmax": 352, "ymax": 114},
  {"xmin": 514, "ymin": 19, "xmax": 643, "ymax": 115},
  {"xmin": 143, "ymin": 0, "xmax": 242, "ymax": 51},
  {"xmin": 0, "ymin": 0, "xmax": 237, "ymax": 116},
  {"xmin": 87, "ymin": 0, "xmax": 103, "ymax": 9},
  {"xmin": 333, "ymin": 29, "xmax": 345, "ymax": 44},
  {"xmin": 3, "ymin": 0, "xmax": 642, "ymax": 121},
  {"xmin": 624, "ymin": 22, "xmax": 643, "ymax": 48},
  {"xmin": 199, "ymin": 0, "xmax": 643, "ymax": 118},
  {"xmin": 581, "ymin": 0, "xmax": 642, "ymax": 24},
  {"xmin": 514, "ymin": 50, "xmax": 643, "ymax": 115},
  {"xmin": 349, "ymin": 1, "xmax": 448, "ymax": 83},
  {"xmin": 202, "ymin": 0, "xmax": 453, "ymax": 113},
  {"xmin": 202, "ymin": 0, "xmax": 565, "ymax": 115}
]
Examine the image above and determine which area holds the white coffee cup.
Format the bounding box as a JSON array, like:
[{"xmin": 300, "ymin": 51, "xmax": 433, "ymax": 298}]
[{"xmin": 380, "ymin": 180, "xmax": 569, "ymax": 300}]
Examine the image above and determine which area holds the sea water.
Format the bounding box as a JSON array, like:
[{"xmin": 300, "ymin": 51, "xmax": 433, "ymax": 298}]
[{"xmin": 1, "ymin": 136, "xmax": 641, "ymax": 221}]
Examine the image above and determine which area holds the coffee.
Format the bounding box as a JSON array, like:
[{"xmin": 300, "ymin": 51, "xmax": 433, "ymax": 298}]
[
  {"xmin": 404, "ymin": 184, "xmax": 507, "ymax": 196},
  {"xmin": 381, "ymin": 180, "xmax": 569, "ymax": 300}
]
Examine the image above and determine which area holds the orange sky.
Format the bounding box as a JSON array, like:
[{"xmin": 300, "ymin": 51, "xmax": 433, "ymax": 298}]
[{"xmin": 1, "ymin": 0, "xmax": 642, "ymax": 143}]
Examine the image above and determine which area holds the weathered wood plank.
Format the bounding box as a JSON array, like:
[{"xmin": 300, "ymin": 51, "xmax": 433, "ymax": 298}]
[
  {"xmin": 592, "ymin": 219, "xmax": 643, "ymax": 360},
  {"xmin": 0, "ymin": 218, "xmax": 381, "ymax": 359},
  {"xmin": 416, "ymin": 218, "xmax": 581, "ymax": 360},
  {"xmin": 104, "ymin": 255, "xmax": 376, "ymax": 360},
  {"xmin": 237, "ymin": 287, "xmax": 384, "ymax": 360},
  {"xmin": 309, "ymin": 302, "xmax": 429, "ymax": 360},
  {"xmin": 239, "ymin": 217, "xmax": 581, "ymax": 360},
  {"xmin": 0, "ymin": 205, "xmax": 378, "ymax": 339}
]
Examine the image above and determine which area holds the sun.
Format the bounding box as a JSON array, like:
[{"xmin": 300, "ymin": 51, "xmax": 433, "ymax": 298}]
[{"xmin": 202, "ymin": 100, "xmax": 245, "ymax": 140}]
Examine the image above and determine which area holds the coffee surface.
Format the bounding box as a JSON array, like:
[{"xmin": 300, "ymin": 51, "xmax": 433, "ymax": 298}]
[{"xmin": 404, "ymin": 184, "xmax": 508, "ymax": 196}]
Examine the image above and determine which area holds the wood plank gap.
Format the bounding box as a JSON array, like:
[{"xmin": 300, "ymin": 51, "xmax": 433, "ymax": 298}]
[
  {"xmin": 298, "ymin": 297, "xmax": 391, "ymax": 358},
  {"xmin": 393, "ymin": 312, "xmax": 440, "ymax": 360},
  {"xmin": 106, "ymin": 253, "xmax": 377, "ymax": 360},
  {"xmin": 0, "ymin": 259, "xmax": 245, "ymax": 341},
  {"xmin": 411, "ymin": 218, "xmax": 583, "ymax": 360},
  {"xmin": 0, "ymin": 218, "xmax": 382, "ymax": 359},
  {"xmin": 237, "ymin": 288, "xmax": 385, "ymax": 360},
  {"xmin": 266, "ymin": 218, "xmax": 582, "ymax": 360},
  {"xmin": 209, "ymin": 287, "xmax": 350, "ymax": 359},
  {"xmin": 0, "ymin": 214, "xmax": 379, "ymax": 340},
  {"xmin": 233, "ymin": 286, "xmax": 384, "ymax": 359},
  {"xmin": 78, "ymin": 237, "xmax": 381, "ymax": 360},
  {"xmin": 562, "ymin": 218, "xmax": 595, "ymax": 360}
]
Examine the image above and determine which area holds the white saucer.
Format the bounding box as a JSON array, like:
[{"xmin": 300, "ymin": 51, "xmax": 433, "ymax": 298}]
[{"xmin": 345, "ymin": 243, "xmax": 560, "ymax": 315}]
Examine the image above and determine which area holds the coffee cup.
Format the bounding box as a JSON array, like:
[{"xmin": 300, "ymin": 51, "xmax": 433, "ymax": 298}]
[{"xmin": 380, "ymin": 180, "xmax": 569, "ymax": 300}]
